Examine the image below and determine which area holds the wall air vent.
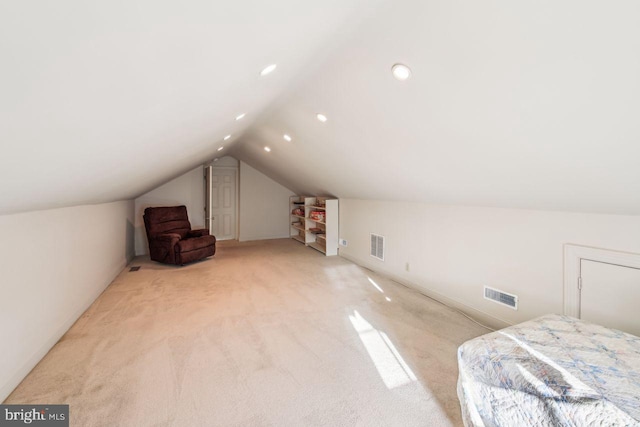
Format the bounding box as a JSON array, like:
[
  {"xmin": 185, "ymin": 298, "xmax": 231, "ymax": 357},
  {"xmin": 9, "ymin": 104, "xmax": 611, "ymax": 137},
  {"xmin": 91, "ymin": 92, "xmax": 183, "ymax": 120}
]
[
  {"xmin": 484, "ymin": 286, "xmax": 518, "ymax": 310},
  {"xmin": 370, "ymin": 233, "xmax": 385, "ymax": 261}
]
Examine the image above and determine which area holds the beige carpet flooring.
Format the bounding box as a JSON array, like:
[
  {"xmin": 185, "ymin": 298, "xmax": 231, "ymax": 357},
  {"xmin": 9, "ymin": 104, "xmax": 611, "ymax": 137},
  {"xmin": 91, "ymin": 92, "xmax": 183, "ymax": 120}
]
[{"xmin": 5, "ymin": 239, "xmax": 487, "ymax": 426}]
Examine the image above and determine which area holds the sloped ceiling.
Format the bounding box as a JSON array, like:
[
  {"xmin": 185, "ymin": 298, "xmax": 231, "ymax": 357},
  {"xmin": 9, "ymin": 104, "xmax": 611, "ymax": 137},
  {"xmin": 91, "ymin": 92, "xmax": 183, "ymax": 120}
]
[
  {"xmin": 3, "ymin": 1, "xmax": 640, "ymax": 216},
  {"xmin": 0, "ymin": 0, "xmax": 379, "ymax": 214},
  {"xmin": 231, "ymin": 0, "xmax": 640, "ymax": 215}
]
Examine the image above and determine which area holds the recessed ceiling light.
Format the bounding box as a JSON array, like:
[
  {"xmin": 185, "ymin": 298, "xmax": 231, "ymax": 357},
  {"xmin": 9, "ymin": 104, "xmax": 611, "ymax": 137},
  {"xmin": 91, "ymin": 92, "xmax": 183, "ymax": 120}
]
[
  {"xmin": 235, "ymin": 113, "xmax": 246, "ymax": 121},
  {"xmin": 217, "ymin": 147, "xmax": 224, "ymax": 151},
  {"xmin": 392, "ymin": 63, "xmax": 412, "ymax": 81},
  {"xmin": 260, "ymin": 64, "xmax": 277, "ymax": 76},
  {"xmin": 224, "ymin": 134, "xmax": 231, "ymax": 141},
  {"xmin": 264, "ymin": 146, "xmax": 271, "ymax": 152},
  {"xmin": 316, "ymin": 113, "xmax": 327, "ymax": 123},
  {"xmin": 283, "ymin": 134, "xmax": 292, "ymax": 142}
]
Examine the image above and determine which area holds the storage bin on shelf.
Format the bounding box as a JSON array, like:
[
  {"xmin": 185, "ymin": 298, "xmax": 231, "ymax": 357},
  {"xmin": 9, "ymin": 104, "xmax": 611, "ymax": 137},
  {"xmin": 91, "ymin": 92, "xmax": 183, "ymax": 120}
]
[{"xmin": 309, "ymin": 210, "xmax": 325, "ymax": 222}]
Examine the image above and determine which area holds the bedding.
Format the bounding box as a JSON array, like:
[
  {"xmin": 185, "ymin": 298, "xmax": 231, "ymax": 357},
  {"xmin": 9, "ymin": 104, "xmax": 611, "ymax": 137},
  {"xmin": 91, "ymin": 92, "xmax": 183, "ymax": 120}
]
[{"xmin": 457, "ymin": 314, "xmax": 640, "ymax": 426}]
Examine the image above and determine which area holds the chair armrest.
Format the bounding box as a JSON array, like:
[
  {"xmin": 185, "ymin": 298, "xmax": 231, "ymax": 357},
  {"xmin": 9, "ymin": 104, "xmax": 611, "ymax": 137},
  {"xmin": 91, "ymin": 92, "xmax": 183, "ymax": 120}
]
[
  {"xmin": 187, "ymin": 229, "xmax": 210, "ymax": 238},
  {"xmin": 155, "ymin": 233, "xmax": 182, "ymax": 244}
]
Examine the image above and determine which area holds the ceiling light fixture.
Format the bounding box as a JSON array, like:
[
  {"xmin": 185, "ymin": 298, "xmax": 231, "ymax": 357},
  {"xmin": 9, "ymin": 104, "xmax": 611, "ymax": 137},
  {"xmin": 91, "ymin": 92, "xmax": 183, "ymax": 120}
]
[
  {"xmin": 392, "ymin": 63, "xmax": 412, "ymax": 81},
  {"xmin": 235, "ymin": 113, "xmax": 246, "ymax": 121},
  {"xmin": 283, "ymin": 134, "xmax": 292, "ymax": 142},
  {"xmin": 217, "ymin": 147, "xmax": 224, "ymax": 151},
  {"xmin": 260, "ymin": 64, "xmax": 277, "ymax": 76},
  {"xmin": 264, "ymin": 146, "xmax": 271, "ymax": 152},
  {"xmin": 316, "ymin": 113, "xmax": 328, "ymax": 123},
  {"xmin": 224, "ymin": 135, "xmax": 231, "ymax": 141}
]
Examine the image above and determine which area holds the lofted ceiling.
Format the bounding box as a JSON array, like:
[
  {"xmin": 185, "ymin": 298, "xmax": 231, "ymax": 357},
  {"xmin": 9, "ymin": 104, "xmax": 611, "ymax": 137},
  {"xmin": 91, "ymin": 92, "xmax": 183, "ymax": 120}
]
[
  {"xmin": 231, "ymin": 0, "xmax": 640, "ymax": 215},
  {"xmin": 3, "ymin": 1, "xmax": 640, "ymax": 216},
  {"xmin": 0, "ymin": 0, "xmax": 380, "ymax": 214}
]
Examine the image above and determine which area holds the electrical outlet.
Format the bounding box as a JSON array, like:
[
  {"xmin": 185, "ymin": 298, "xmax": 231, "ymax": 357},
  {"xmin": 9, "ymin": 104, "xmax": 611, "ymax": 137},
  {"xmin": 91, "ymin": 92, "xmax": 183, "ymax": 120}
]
[
  {"xmin": 405, "ymin": 262, "xmax": 410, "ymax": 272},
  {"xmin": 339, "ymin": 238, "xmax": 348, "ymax": 246}
]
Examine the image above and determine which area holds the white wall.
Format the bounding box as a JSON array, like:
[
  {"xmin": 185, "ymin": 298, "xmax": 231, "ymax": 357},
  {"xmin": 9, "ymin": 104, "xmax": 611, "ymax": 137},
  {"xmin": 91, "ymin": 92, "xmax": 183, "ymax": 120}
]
[
  {"xmin": 239, "ymin": 161, "xmax": 295, "ymax": 241},
  {"xmin": 134, "ymin": 160, "xmax": 294, "ymax": 248},
  {"xmin": 0, "ymin": 200, "xmax": 134, "ymax": 401},
  {"xmin": 134, "ymin": 167, "xmax": 204, "ymax": 255},
  {"xmin": 339, "ymin": 199, "xmax": 640, "ymax": 329}
]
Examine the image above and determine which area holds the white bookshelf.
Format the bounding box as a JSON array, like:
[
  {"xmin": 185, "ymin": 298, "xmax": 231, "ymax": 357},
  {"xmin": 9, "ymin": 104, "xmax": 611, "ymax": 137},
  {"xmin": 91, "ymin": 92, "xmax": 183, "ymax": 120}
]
[{"xmin": 289, "ymin": 196, "xmax": 339, "ymax": 256}]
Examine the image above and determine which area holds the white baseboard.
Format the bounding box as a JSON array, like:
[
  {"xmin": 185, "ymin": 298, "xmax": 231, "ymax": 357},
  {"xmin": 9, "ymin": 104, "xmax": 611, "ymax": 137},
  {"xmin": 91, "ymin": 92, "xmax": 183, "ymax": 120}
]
[
  {"xmin": 339, "ymin": 253, "xmax": 512, "ymax": 331},
  {"xmin": 239, "ymin": 234, "xmax": 290, "ymax": 242},
  {"xmin": 1, "ymin": 258, "xmax": 128, "ymax": 402}
]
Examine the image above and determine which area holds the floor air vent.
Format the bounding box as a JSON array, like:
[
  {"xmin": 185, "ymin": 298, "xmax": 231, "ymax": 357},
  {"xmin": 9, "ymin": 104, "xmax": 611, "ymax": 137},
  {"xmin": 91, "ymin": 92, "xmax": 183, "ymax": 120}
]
[
  {"xmin": 129, "ymin": 266, "xmax": 141, "ymax": 272},
  {"xmin": 484, "ymin": 286, "xmax": 517, "ymax": 310},
  {"xmin": 370, "ymin": 233, "xmax": 385, "ymax": 261}
]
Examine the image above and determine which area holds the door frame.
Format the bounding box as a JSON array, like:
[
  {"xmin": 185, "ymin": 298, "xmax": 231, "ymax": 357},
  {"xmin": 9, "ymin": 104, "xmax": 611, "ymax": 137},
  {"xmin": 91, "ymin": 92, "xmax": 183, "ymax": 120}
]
[
  {"xmin": 207, "ymin": 165, "xmax": 239, "ymax": 240},
  {"xmin": 563, "ymin": 244, "xmax": 640, "ymax": 318}
]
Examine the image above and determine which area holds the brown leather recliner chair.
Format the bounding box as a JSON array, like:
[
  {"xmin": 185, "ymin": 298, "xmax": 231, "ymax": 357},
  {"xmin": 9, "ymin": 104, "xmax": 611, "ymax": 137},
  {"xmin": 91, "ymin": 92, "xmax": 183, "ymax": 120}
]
[{"xmin": 143, "ymin": 206, "xmax": 216, "ymax": 265}]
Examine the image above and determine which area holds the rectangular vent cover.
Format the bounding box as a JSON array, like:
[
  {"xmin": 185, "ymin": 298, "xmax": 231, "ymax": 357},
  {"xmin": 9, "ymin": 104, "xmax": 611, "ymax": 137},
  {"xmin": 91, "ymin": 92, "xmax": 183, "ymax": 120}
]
[
  {"xmin": 484, "ymin": 286, "xmax": 518, "ymax": 310},
  {"xmin": 370, "ymin": 233, "xmax": 385, "ymax": 261},
  {"xmin": 129, "ymin": 266, "xmax": 141, "ymax": 272}
]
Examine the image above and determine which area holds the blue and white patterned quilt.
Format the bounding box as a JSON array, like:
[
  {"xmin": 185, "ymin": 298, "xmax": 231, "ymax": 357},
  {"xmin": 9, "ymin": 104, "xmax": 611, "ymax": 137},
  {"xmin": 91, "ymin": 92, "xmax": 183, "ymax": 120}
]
[{"xmin": 457, "ymin": 314, "xmax": 640, "ymax": 426}]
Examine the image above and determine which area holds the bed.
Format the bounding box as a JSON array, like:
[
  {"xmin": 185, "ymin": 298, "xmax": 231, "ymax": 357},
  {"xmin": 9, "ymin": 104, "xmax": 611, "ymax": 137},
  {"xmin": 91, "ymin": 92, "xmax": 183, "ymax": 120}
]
[{"xmin": 457, "ymin": 314, "xmax": 640, "ymax": 426}]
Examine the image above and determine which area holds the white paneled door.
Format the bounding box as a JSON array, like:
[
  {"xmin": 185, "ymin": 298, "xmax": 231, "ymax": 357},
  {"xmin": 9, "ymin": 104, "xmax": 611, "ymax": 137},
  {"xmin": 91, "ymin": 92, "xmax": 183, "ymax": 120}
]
[
  {"xmin": 207, "ymin": 167, "xmax": 237, "ymax": 240},
  {"xmin": 580, "ymin": 259, "xmax": 640, "ymax": 336}
]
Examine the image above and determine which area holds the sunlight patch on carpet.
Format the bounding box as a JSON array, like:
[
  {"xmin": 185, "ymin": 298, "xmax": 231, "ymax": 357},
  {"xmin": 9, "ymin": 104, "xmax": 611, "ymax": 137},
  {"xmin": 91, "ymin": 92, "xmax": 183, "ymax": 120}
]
[{"xmin": 349, "ymin": 310, "xmax": 416, "ymax": 389}]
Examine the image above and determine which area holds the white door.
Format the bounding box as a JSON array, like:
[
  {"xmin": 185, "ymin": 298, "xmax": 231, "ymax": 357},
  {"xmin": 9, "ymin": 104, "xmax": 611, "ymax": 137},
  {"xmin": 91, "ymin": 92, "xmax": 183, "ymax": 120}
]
[
  {"xmin": 209, "ymin": 167, "xmax": 237, "ymax": 240},
  {"xmin": 205, "ymin": 166, "xmax": 211, "ymax": 230},
  {"xmin": 580, "ymin": 259, "xmax": 640, "ymax": 336}
]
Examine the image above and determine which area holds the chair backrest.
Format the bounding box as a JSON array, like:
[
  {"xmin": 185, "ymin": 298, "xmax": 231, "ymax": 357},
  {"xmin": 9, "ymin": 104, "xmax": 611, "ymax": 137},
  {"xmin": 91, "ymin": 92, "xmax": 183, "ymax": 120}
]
[{"xmin": 143, "ymin": 206, "xmax": 192, "ymax": 239}]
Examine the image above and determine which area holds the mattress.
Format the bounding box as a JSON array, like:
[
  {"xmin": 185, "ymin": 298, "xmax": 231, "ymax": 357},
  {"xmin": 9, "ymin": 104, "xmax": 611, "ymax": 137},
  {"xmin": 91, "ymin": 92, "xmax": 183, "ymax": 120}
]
[{"xmin": 457, "ymin": 314, "xmax": 640, "ymax": 427}]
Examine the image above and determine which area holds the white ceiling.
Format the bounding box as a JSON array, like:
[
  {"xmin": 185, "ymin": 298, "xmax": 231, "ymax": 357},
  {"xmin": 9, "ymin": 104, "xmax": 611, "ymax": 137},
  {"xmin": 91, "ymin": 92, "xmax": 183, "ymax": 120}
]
[
  {"xmin": 232, "ymin": 0, "xmax": 640, "ymax": 215},
  {"xmin": 0, "ymin": 0, "xmax": 377, "ymax": 214},
  {"xmin": 3, "ymin": 1, "xmax": 640, "ymax": 215}
]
